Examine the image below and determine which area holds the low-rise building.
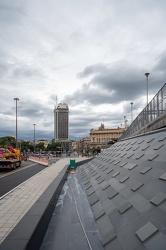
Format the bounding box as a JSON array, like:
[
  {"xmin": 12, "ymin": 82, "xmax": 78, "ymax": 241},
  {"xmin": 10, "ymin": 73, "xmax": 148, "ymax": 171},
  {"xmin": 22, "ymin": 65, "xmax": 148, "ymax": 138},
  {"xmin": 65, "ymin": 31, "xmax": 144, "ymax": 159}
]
[{"xmin": 90, "ymin": 123, "xmax": 125, "ymax": 149}]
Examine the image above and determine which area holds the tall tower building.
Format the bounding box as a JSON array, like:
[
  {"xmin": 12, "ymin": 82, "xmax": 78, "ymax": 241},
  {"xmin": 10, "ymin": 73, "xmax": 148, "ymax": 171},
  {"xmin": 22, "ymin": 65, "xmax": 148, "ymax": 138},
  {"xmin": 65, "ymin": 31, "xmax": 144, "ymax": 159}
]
[{"xmin": 54, "ymin": 103, "xmax": 69, "ymax": 141}]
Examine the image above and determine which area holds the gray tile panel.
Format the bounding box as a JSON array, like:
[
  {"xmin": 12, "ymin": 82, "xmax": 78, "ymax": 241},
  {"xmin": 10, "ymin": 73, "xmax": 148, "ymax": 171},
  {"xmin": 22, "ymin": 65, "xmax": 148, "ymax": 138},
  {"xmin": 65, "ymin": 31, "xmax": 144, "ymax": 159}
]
[
  {"xmin": 107, "ymin": 168, "xmax": 113, "ymax": 174},
  {"xmin": 136, "ymin": 222, "xmax": 159, "ymax": 242},
  {"xmin": 94, "ymin": 209, "xmax": 106, "ymax": 221},
  {"xmin": 130, "ymin": 181, "xmax": 144, "ymax": 191},
  {"xmin": 101, "ymin": 229, "xmax": 117, "ymax": 247},
  {"xmin": 142, "ymin": 144, "xmax": 150, "ymax": 151},
  {"xmin": 148, "ymin": 153, "xmax": 159, "ymax": 161},
  {"xmin": 127, "ymin": 163, "xmax": 137, "ymax": 170},
  {"xmin": 153, "ymin": 143, "xmax": 164, "ymax": 150},
  {"xmin": 87, "ymin": 187, "xmax": 95, "ymax": 196},
  {"xmin": 96, "ymin": 215, "xmax": 116, "ymax": 247},
  {"xmin": 150, "ymin": 192, "xmax": 166, "ymax": 206},
  {"xmin": 89, "ymin": 193, "xmax": 99, "ymax": 206},
  {"xmin": 119, "ymin": 176, "xmax": 129, "ymax": 183},
  {"xmin": 140, "ymin": 166, "xmax": 152, "ymax": 174},
  {"xmin": 97, "ymin": 177, "xmax": 105, "ymax": 184},
  {"xmin": 118, "ymin": 201, "xmax": 133, "ymax": 214},
  {"xmin": 112, "ymin": 172, "xmax": 120, "ymax": 178},
  {"xmin": 159, "ymin": 172, "xmax": 166, "ymax": 181},
  {"xmin": 106, "ymin": 186, "xmax": 119, "ymax": 199},
  {"xmin": 101, "ymin": 182, "xmax": 110, "ymax": 190},
  {"xmin": 127, "ymin": 152, "xmax": 134, "ymax": 158},
  {"xmin": 120, "ymin": 161, "xmax": 127, "ymax": 167}
]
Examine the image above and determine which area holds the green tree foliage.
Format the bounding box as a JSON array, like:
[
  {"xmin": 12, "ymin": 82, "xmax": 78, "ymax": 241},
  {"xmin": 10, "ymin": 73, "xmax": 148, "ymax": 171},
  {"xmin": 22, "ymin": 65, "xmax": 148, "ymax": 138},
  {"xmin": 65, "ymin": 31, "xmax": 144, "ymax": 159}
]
[
  {"xmin": 0, "ymin": 136, "xmax": 16, "ymax": 148},
  {"xmin": 47, "ymin": 142, "xmax": 61, "ymax": 152},
  {"xmin": 35, "ymin": 142, "xmax": 45, "ymax": 152}
]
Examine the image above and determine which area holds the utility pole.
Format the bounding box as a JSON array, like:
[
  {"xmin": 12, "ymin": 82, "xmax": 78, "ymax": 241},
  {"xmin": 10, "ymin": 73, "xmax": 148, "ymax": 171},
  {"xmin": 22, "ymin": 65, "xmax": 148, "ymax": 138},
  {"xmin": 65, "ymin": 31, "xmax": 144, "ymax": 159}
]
[
  {"xmin": 14, "ymin": 98, "xmax": 19, "ymax": 149},
  {"xmin": 145, "ymin": 73, "xmax": 150, "ymax": 105}
]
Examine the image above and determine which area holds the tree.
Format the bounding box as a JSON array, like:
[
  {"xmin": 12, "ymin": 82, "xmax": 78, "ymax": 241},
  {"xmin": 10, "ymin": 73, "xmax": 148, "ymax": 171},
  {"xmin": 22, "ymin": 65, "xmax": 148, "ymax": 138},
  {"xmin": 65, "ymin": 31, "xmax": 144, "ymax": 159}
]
[
  {"xmin": 35, "ymin": 142, "xmax": 45, "ymax": 152},
  {"xmin": 47, "ymin": 142, "xmax": 61, "ymax": 152}
]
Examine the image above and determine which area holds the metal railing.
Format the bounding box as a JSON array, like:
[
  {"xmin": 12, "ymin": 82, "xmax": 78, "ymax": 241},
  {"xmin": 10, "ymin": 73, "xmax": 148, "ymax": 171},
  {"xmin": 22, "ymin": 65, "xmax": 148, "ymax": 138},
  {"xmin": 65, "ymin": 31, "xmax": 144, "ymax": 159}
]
[{"xmin": 119, "ymin": 83, "xmax": 166, "ymax": 140}]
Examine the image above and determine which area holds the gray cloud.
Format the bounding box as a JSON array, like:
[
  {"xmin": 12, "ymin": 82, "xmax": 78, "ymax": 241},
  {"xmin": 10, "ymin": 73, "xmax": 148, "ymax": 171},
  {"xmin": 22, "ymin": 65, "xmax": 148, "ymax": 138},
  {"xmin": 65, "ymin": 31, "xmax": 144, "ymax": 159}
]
[{"xmin": 0, "ymin": 0, "xmax": 166, "ymax": 141}]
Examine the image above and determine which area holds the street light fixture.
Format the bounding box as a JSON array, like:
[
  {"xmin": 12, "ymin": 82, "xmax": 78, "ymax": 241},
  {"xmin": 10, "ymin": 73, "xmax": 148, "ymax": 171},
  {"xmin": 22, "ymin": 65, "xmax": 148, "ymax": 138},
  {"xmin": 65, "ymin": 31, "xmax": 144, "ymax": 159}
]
[
  {"xmin": 130, "ymin": 102, "xmax": 133, "ymax": 123},
  {"xmin": 14, "ymin": 98, "xmax": 19, "ymax": 149},
  {"xmin": 33, "ymin": 124, "xmax": 36, "ymax": 153},
  {"xmin": 145, "ymin": 73, "xmax": 150, "ymax": 105}
]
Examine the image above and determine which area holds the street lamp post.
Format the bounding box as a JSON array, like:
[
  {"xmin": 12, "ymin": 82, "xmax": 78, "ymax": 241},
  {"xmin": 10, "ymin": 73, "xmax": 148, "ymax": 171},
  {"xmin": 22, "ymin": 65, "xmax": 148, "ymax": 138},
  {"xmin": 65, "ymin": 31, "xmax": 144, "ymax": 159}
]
[
  {"xmin": 145, "ymin": 73, "xmax": 150, "ymax": 105},
  {"xmin": 130, "ymin": 102, "xmax": 133, "ymax": 123},
  {"xmin": 14, "ymin": 98, "xmax": 19, "ymax": 149},
  {"xmin": 33, "ymin": 124, "xmax": 36, "ymax": 153}
]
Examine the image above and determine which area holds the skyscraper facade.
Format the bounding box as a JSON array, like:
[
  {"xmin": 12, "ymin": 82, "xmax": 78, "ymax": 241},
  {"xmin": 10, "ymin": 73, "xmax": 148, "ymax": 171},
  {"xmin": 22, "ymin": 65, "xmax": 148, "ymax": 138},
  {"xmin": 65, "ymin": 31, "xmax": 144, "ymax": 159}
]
[{"xmin": 54, "ymin": 103, "xmax": 69, "ymax": 141}]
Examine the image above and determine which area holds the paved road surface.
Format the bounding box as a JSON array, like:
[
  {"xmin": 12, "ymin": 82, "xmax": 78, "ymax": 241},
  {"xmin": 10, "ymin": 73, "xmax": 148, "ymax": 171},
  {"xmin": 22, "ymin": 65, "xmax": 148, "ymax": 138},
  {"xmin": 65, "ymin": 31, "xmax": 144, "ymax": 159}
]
[{"xmin": 0, "ymin": 161, "xmax": 46, "ymax": 197}]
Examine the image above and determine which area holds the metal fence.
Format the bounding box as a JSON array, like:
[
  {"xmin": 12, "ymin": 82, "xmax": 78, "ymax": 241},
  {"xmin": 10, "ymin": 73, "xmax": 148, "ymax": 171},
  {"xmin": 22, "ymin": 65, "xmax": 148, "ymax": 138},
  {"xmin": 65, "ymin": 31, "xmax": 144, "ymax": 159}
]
[{"xmin": 119, "ymin": 83, "xmax": 166, "ymax": 140}]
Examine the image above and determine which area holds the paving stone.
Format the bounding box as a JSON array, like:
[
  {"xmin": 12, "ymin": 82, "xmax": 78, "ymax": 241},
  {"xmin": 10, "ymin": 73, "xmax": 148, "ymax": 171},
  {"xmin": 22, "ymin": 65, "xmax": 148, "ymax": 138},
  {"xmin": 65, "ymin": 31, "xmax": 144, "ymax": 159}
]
[
  {"xmin": 87, "ymin": 188, "xmax": 95, "ymax": 197},
  {"xmin": 89, "ymin": 193, "xmax": 99, "ymax": 206},
  {"xmin": 128, "ymin": 163, "xmax": 137, "ymax": 170},
  {"xmin": 131, "ymin": 182, "xmax": 144, "ymax": 192},
  {"xmin": 84, "ymin": 180, "xmax": 90, "ymax": 185},
  {"xmin": 107, "ymin": 169, "xmax": 113, "ymax": 174},
  {"xmin": 120, "ymin": 162, "xmax": 127, "ymax": 167},
  {"xmin": 126, "ymin": 147, "xmax": 132, "ymax": 151},
  {"xmin": 101, "ymin": 229, "xmax": 117, "ymax": 247},
  {"xmin": 147, "ymin": 138, "xmax": 155, "ymax": 143},
  {"xmin": 140, "ymin": 166, "xmax": 152, "ymax": 174},
  {"xmin": 150, "ymin": 192, "xmax": 166, "ymax": 206},
  {"xmin": 159, "ymin": 172, "xmax": 166, "ymax": 181},
  {"xmin": 138, "ymin": 139, "xmax": 145, "ymax": 144},
  {"xmin": 92, "ymin": 172, "xmax": 98, "ymax": 177},
  {"xmin": 120, "ymin": 153, "xmax": 127, "ymax": 158},
  {"xmin": 102, "ymin": 183, "xmax": 110, "ymax": 190},
  {"xmin": 94, "ymin": 209, "xmax": 106, "ymax": 221},
  {"xmin": 133, "ymin": 146, "xmax": 140, "ymax": 151},
  {"xmin": 136, "ymin": 222, "xmax": 159, "ymax": 242},
  {"xmin": 159, "ymin": 136, "xmax": 166, "ymax": 141},
  {"xmin": 119, "ymin": 176, "xmax": 129, "ymax": 183},
  {"xmin": 107, "ymin": 186, "xmax": 119, "ymax": 199},
  {"xmin": 142, "ymin": 145, "xmax": 150, "ymax": 151},
  {"xmin": 109, "ymin": 159, "xmax": 115, "ymax": 164},
  {"xmin": 135, "ymin": 153, "xmax": 144, "ymax": 159},
  {"xmin": 118, "ymin": 201, "xmax": 133, "ymax": 214},
  {"xmin": 97, "ymin": 177, "xmax": 105, "ymax": 184},
  {"xmin": 114, "ymin": 160, "xmax": 120, "ymax": 165},
  {"xmin": 85, "ymin": 183, "xmax": 92, "ymax": 190},
  {"xmin": 154, "ymin": 143, "xmax": 164, "ymax": 150},
  {"xmin": 127, "ymin": 152, "xmax": 135, "ymax": 158},
  {"xmin": 112, "ymin": 172, "xmax": 120, "ymax": 178},
  {"xmin": 148, "ymin": 153, "xmax": 159, "ymax": 161},
  {"xmin": 95, "ymin": 174, "xmax": 101, "ymax": 180}
]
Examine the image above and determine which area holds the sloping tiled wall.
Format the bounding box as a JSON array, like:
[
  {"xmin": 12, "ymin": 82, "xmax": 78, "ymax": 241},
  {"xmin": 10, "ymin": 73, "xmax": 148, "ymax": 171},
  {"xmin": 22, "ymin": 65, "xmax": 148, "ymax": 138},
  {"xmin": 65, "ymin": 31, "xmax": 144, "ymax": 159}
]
[{"xmin": 78, "ymin": 130, "xmax": 166, "ymax": 250}]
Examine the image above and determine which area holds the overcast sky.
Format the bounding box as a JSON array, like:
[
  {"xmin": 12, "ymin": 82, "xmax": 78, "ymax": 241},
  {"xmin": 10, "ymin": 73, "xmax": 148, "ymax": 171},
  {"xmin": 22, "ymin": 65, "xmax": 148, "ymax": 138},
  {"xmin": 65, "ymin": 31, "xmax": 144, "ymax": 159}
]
[{"xmin": 0, "ymin": 0, "xmax": 166, "ymax": 141}]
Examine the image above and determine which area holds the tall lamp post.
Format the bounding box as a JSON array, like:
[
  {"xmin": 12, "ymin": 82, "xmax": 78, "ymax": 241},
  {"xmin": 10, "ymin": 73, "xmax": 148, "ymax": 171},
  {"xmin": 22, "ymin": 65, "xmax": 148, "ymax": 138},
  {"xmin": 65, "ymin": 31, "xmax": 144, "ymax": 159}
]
[
  {"xmin": 33, "ymin": 124, "xmax": 36, "ymax": 153},
  {"xmin": 130, "ymin": 102, "xmax": 133, "ymax": 123},
  {"xmin": 145, "ymin": 73, "xmax": 150, "ymax": 105},
  {"xmin": 14, "ymin": 98, "xmax": 19, "ymax": 149}
]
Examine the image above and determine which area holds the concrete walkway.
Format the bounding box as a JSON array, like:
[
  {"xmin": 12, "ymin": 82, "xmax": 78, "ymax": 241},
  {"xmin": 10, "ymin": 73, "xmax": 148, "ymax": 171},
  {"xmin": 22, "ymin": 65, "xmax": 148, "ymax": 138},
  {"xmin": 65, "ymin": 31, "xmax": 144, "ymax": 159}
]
[{"xmin": 0, "ymin": 157, "xmax": 87, "ymax": 245}]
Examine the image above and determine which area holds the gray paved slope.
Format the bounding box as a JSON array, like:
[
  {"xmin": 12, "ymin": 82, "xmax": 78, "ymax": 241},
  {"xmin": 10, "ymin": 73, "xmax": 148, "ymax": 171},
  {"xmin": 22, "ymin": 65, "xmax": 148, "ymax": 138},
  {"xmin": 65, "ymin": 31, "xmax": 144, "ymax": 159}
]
[
  {"xmin": 40, "ymin": 174, "xmax": 104, "ymax": 250},
  {"xmin": 77, "ymin": 130, "xmax": 166, "ymax": 250}
]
